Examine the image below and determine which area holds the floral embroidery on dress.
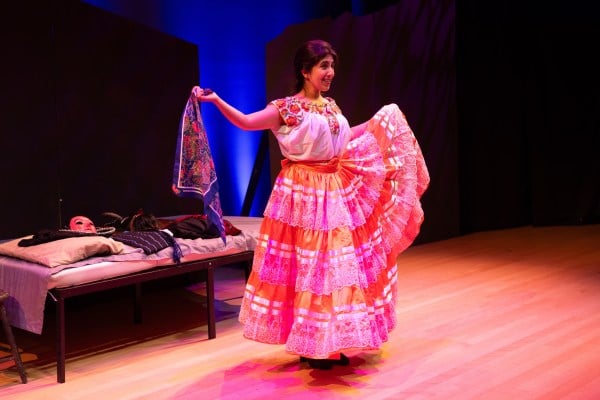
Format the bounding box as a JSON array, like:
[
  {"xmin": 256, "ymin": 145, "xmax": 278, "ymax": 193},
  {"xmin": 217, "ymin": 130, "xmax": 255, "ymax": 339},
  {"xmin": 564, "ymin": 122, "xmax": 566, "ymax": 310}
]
[{"xmin": 271, "ymin": 97, "xmax": 341, "ymax": 135}]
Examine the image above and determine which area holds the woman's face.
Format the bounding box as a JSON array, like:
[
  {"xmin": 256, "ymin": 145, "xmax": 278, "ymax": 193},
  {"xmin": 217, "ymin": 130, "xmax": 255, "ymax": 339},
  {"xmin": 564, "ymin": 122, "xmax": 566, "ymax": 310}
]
[
  {"xmin": 69, "ymin": 216, "xmax": 97, "ymax": 233},
  {"xmin": 304, "ymin": 54, "xmax": 335, "ymax": 93}
]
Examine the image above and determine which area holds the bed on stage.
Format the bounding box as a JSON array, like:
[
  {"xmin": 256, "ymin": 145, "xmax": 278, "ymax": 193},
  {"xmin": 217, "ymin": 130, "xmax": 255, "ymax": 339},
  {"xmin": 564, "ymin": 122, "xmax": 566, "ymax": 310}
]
[{"xmin": 0, "ymin": 216, "xmax": 262, "ymax": 383}]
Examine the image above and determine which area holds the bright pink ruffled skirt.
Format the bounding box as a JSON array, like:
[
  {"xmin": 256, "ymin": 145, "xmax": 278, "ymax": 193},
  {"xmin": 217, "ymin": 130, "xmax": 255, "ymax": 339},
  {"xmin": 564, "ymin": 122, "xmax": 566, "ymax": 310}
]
[{"xmin": 238, "ymin": 104, "xmax": 430, "ymax": 358}]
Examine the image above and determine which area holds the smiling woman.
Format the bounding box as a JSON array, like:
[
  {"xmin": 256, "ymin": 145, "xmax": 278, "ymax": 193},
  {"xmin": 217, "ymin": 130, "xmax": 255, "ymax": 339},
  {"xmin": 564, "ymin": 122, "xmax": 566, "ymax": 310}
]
[{"xmin": 190, "ymin": 39, "xmax": 429, "ymax": 369}]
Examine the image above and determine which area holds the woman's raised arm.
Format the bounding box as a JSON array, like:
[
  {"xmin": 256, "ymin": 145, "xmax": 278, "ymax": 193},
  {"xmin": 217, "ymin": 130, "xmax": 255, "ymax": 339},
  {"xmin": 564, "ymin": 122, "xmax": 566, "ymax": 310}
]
[{"xmin": 192, "ymin": 86, "xmax": 282, "ymax": 132}]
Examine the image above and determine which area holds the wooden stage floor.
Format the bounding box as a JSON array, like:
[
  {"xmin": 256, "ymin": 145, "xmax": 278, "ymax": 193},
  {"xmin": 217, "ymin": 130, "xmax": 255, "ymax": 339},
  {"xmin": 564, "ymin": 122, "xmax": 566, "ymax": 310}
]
[{"xmin": 1, "ymin": 224, "xmax": 600, "ymax": 399}]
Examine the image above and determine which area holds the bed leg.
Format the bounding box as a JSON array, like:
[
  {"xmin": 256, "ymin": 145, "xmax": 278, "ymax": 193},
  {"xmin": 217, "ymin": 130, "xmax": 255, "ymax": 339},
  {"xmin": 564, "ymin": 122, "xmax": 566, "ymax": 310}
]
[
  {"xmin": 134, "ymin": 283, "xmax": 142, "ymax": 324},
  {"xmin": 243, "ymin": 259, "xmax": 252, "ymax": 282},
  {"xmin": 206, "ymin": 266, "xmax": 216, "ymax": 339},
  {"xmin": 55, "ymin": 295, "xmax": 66, "ymax": 383}
]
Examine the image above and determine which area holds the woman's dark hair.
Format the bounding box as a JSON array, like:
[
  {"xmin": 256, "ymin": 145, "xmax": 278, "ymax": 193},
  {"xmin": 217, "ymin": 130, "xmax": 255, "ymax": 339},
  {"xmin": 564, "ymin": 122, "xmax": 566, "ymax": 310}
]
[{"xmin": 293, "ymin": 39, "xmax": 338, "ymax": 93}]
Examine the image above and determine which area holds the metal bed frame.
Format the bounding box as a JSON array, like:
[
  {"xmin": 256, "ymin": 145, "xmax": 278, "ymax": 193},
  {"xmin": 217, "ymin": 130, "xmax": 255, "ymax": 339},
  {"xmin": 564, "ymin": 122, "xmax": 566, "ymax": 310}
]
[{"xmin": 48, "ymin": 250, "xmax": 253, "ymax": 383}]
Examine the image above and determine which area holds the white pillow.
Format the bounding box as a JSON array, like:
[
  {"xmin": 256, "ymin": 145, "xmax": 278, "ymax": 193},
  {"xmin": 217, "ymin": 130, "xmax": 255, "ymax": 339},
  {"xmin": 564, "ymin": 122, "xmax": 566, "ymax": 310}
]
[{"xmin": 0, "ymin": 236, "xmax": 124, "ymax": 267}]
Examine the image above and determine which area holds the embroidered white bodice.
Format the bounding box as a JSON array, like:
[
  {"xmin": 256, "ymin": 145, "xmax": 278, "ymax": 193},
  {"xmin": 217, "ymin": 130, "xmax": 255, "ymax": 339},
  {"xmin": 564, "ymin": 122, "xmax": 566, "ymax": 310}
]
[{"xmin": 270, "ymin": 96, "xmax": 352, "ymax": 161}]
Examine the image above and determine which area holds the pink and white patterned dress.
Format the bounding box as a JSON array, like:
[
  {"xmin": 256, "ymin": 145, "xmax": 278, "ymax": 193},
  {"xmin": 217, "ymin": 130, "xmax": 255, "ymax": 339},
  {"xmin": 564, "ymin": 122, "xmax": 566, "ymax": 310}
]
[{"xmin": 238, "ymin": 96, "xmax": 429, "ymax": 358}]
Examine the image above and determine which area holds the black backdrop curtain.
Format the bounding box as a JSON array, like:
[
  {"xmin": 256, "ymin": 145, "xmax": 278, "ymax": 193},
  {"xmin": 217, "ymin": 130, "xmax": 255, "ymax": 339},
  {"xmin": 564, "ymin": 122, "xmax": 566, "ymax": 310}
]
[{"xmin": 457, "ymin": 1, "xmax": 600, "ymax": 232}]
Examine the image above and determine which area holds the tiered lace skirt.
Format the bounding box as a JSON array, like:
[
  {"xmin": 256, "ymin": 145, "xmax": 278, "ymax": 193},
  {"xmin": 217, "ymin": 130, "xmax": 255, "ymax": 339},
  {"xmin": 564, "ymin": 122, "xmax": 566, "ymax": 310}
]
[{"xmin": 238, "ymin": 104, "xmax": 430, "ymax": 358}]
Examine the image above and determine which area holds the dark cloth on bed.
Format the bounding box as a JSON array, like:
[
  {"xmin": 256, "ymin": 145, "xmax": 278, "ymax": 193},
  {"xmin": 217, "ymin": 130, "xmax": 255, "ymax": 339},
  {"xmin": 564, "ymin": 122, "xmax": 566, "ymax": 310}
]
[
  {"xmin": 167, "ymin": 216, "xmax": 219, "ymax": 239},
  {"xmin": 112, "ymin": 231, "xmax": 182, "ymax": 263},
  {"xmin": 17, "ymin": 227, "xmax": 116, "ymax": 247},
  {"xmin": 166, "ymin": 215, "xmax": 242, "ymax": 239},
  {"xmin": 18, "ymin": 229, "xmax": 97, "ymax": 247},
  {"xmin": 224, "ymin": 219, "xmax": 242, "ymax": 236}
]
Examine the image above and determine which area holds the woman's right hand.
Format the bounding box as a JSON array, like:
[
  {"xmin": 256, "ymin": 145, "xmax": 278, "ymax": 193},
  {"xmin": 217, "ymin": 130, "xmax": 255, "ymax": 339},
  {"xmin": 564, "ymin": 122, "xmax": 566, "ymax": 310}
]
[{"xmin": 192, "ymin": 86, "xmax": 216, "ymax": 101}]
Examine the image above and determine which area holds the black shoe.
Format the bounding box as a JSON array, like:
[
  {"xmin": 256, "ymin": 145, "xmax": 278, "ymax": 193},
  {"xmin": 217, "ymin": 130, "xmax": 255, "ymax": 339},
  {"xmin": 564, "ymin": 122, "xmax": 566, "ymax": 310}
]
[
  {"xmin": 307, "ymin": 358, "xmax": 333, "ymax": 370},
  {"xmin": 301, "ymin": 353, "xmax": 349, "ymax": 369},
  {"xmin": 335, "ymin": 353, "xmax": 349, "ymax": 366}
]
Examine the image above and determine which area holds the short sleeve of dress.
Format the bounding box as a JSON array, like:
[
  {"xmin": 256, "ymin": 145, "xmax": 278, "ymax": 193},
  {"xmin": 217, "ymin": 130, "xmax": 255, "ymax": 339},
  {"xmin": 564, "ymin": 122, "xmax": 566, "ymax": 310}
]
[{"xmin": 270, "ymin": 97, "xmax": 304, "ymax": 128}]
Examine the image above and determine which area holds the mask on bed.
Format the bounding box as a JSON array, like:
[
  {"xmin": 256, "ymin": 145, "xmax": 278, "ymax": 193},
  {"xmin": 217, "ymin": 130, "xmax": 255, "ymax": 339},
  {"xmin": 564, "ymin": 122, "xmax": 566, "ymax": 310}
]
[{"xmin": 69, "ymin": 216, "xmax": 97, "ymax": 233}]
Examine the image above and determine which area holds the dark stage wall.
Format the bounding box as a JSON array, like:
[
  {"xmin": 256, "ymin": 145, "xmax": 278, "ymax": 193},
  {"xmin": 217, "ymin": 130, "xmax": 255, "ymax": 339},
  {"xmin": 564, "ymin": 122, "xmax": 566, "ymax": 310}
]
[{"xmin": 0, "ymin": 1, "xmax": 200, "ymax": 238}]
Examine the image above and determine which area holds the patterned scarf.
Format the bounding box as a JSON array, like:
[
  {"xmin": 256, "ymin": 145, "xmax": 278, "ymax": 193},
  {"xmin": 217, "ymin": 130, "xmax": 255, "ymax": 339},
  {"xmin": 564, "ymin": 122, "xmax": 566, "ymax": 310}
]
[{"xmin": 172, "ymin": 94, "xmax": 226, "ymax": 244}]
